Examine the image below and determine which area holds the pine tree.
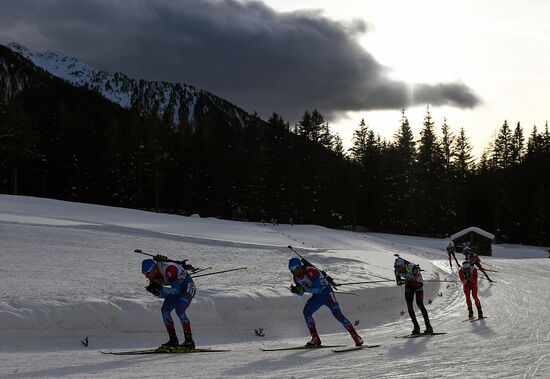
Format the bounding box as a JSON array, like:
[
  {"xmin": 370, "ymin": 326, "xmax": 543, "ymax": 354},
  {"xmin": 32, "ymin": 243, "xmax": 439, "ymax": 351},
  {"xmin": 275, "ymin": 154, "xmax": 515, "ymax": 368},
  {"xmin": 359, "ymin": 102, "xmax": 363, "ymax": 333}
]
[
  {"xmin": 297, "ymin": 110, "xmax": 314, "ymax": 140},
  {"xmin": 350, "ymin": 119, "xmax": 369, "ymax": 164},
  {"xmin": 349, "ymin": 118, "xmax": 383, "ymax": 228},
  {"xmin": 382, "ymin": 109, "xmax": 416, "ymax": 232},
  {"xmin": 543, "ymin": 121, "xmax": 550, "ymax": 153},
  {"xmin": 297, "ymin": 109, "xmax": 327, "ymax": 144},
  {"xmin": 510, "ymin": 121, "xmax": 525, "ymax": 164},
  {"xmin": 453, "ymin": 127, "xmax": 474, "ymax": 228},
  {"xmin": 526, "ymin": 125, "xmax": 543, "ymax": 156},
  {"xmin": 454, "ymin": 127, "xmax": 474, "ymax": 178},
  {"xmin": 440, "ymin": 118, "xmax": 455, "ymax": 174},
  {"xmin": 493, "ymin": 120, "xmax": 513, "ymax": 169},
  {"xmin": 414, "ymin": 106, "xmax": 445, "ymax": 235},
  {"xmin": 394, "ymin": 109, "xmax": 416, "ymax": 164},
  {"xmin": 491, "ymin": 120, "xmax": 518, "ymax": 242},
  {"xmin": 332, "ymin": 133, "xmax": 345, "ymax": 157},
  {"xmin": 319, "ymin": 121, "xmax": 334, "ymax": 150}
]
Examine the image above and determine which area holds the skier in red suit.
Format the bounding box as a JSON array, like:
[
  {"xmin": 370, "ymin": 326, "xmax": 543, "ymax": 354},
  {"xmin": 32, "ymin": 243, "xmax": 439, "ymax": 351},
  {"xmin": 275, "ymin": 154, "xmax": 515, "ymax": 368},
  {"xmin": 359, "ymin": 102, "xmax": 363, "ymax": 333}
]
[{"xmin": 458, "ymin": 262, "xmax": 483, "ymax": 319}]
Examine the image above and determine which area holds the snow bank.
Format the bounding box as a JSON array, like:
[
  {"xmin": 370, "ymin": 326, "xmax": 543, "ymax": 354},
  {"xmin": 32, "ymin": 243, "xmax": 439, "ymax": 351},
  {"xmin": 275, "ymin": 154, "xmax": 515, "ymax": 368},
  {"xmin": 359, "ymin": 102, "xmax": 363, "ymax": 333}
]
[{"xmin": 0, "ymin": 194, "xmax": 544, "ymax": 344}]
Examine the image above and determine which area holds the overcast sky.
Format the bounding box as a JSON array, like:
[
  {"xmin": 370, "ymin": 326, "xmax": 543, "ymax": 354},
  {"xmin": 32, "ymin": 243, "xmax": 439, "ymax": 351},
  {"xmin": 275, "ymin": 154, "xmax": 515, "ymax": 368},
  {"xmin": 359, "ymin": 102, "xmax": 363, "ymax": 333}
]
[{"xmin": 1, "ymin": 0, "xmax": 549, "ymax": 156}]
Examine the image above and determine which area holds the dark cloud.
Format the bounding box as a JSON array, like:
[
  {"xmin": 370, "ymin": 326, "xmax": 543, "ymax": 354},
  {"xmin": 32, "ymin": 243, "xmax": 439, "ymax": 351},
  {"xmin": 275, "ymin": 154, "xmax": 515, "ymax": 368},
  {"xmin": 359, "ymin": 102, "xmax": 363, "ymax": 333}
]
[{"xmin": 0, "ymin": 0, "xmax": 480, "ymax": 121}]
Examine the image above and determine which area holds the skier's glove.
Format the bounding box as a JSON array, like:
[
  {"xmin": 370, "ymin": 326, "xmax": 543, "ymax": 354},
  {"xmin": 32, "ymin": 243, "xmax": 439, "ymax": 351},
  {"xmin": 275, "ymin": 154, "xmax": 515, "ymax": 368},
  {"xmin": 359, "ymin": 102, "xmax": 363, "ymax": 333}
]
[
  {"xmin": 290, "ymin": 285, "xmax": 304, "ymax": 296},
  {"xmin": 396, "ymin": 278, "xmax": 406, "ymax": 286},
  {"xmin": 145, "ymin": 282, "xmax": 161, "ymax": 296},
  {"xmin": 153, "ymin": 254, "xmax": 168, "ymax": 262}
]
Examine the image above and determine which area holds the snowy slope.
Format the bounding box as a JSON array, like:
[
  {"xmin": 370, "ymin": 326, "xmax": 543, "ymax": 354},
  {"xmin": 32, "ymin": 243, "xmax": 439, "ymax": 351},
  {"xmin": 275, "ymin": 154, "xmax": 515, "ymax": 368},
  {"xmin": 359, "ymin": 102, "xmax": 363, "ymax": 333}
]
[
  {"xmin": 5, "ymin": 42, "xmax": 252, "ymax": 129},
  {"xmin": 0, "ymin": 195, "xmax": 549, "ymax": 378}
]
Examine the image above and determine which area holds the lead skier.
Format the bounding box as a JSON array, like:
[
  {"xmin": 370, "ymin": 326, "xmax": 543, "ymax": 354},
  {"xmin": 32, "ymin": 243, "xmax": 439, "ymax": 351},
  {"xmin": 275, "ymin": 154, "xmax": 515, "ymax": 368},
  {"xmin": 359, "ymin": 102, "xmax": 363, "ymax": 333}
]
[{"xmin": 141, "ymin": 257, "xmax": 196, "ymax": 349}]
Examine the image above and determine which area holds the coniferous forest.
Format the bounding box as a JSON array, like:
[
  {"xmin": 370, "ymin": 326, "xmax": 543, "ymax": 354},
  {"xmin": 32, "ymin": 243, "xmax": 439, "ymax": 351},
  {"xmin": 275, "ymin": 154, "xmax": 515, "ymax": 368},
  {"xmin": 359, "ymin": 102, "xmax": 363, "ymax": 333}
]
[{"xmin": 1, "ymin": 46, "xmax": 549, "ymax": 246}]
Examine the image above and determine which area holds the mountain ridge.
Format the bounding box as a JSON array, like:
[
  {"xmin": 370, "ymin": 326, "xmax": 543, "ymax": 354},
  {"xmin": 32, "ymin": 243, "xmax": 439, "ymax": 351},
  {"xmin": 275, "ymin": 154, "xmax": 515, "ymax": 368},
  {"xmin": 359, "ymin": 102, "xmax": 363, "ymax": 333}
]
[{"xmin": 5, "ymin": 42, "xmax": 255, "ymax": 129}]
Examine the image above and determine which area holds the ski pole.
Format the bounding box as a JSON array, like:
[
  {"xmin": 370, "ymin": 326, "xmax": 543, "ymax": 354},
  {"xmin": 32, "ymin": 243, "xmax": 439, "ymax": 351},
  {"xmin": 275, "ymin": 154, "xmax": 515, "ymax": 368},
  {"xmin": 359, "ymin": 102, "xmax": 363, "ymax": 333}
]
[
  {"xmin": 191, "ymin": 266, "xmax": 248, "ymax": 278},
  {"xmin": 330, "ymin": 280, "xmax": 395, "ymax": 286}
]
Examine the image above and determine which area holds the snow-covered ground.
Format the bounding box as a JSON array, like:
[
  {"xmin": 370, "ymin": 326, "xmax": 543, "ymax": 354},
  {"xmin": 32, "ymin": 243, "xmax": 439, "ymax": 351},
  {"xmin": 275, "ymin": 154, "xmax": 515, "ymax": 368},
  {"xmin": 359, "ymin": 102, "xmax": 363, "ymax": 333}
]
[{"xmin": 0, "ymin": 195, "xmax": 549, "ymax": 378}]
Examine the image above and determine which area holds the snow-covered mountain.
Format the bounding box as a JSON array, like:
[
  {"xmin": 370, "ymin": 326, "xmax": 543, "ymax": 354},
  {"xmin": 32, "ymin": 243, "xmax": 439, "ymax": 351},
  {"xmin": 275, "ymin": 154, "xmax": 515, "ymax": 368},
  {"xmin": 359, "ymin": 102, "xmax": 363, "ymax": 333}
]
[
  {"xmin": 0, "ymin": 44, "xmax": 42, "ymax": 102},
  {"xmin": 4, "ymin": 42, "xmax": 254, "ymax": 129}
]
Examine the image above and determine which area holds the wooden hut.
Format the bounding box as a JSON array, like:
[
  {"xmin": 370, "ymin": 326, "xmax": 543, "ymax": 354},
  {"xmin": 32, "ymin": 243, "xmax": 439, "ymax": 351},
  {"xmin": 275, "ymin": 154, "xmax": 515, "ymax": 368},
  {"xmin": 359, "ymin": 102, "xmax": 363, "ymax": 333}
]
[{"xmin": 451, "ymin": 227, "xmax": 494, "ymax": 256}]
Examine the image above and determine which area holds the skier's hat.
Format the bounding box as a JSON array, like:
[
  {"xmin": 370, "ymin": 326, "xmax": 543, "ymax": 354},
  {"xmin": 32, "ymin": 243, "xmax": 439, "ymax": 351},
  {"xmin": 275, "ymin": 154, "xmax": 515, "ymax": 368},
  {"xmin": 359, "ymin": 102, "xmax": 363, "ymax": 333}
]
[
  {"xmin": 141, "ymin": 259, "xmax": 157, "ymax": 273},
  {"xmin": 288, "ymin": 257, "xmax": 302, "ymax": 271},
  {"xmin": 394, "ymin": 257, "xmax": 405, "ymax": 267}
]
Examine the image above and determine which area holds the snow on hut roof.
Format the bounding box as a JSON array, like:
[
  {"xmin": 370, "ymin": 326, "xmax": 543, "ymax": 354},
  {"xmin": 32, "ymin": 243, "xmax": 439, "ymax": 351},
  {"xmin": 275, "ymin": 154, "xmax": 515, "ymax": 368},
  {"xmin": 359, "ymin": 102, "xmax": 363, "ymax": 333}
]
[{"xmin": 451, "ymin": 226, "xmax": 495, "ymax": 240}]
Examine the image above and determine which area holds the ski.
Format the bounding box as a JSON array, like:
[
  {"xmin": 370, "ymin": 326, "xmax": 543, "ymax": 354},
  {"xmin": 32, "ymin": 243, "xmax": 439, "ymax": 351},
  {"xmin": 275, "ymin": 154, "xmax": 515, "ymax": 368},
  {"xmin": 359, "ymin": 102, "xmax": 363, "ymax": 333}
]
[
  {"xmin": 100, "ymin": 347, "xmax": 229, "ymax": 355},
  {"xmin": 470, "ymin": 316, "xmax": 488, "ymax": 322},
  {"xmin": 395, "ymin": 332, "xmax": 447, "ymax": 339},
  {"xmin": 333, "ymin": 344, "xmax": 381, "ymax": 353},
  {"xmin": 462, "ymin": 316, "xmax": 488, "ymax": 323},
  {"xmin": 260, "ymin": 344, "xmax": 344, "ymax": 352}
]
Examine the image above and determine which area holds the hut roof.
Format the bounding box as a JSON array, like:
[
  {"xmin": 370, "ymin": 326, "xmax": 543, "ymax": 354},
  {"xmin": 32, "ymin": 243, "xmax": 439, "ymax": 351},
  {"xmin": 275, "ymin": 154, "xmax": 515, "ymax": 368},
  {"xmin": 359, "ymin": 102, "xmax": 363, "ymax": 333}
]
[{"xmin": 450, "ymin": 226, "xmax": 495, "ymax": 241}]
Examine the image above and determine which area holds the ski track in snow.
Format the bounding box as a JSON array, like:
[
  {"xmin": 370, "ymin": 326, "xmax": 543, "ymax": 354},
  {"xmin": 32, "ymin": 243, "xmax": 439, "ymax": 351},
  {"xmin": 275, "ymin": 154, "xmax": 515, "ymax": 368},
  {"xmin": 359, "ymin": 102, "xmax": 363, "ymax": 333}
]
[{"xmin": 0, "ymin": 195, "xmax": 549, "ymax": 378}]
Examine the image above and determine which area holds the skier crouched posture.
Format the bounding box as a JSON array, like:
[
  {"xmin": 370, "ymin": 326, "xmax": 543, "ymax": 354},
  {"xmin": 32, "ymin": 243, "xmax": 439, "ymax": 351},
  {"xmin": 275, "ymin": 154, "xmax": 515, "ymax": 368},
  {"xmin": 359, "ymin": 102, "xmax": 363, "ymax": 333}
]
[
  {"xmin": 141, "ymin": 258, "xmax": 196, "ymax": 349},
  {"xmin": 394, "ymin": 257, "xmax": 433, "ymax": 335},
  {"xmin": 459, "ymin": 262, "xmax": 483, "ymax": 319},
  {"xmin": 288, "ymin": 257, "xmax": 363, "ymax": 347}
]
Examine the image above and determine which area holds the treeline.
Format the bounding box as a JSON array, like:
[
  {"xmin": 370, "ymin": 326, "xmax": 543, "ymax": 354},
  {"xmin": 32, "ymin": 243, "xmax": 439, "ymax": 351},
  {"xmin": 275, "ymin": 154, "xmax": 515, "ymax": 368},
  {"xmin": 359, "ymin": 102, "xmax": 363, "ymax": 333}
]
[
  {"xmin": 1, "ymin": 66, "xmax": 549, "ymax": 245},
  {"xmin": 0, "ymin": 78, "xmax": 354, "ymax": 227},
  {"xmin": 347, "ymin": 109, "xmax": 550, "ymax": 245}
]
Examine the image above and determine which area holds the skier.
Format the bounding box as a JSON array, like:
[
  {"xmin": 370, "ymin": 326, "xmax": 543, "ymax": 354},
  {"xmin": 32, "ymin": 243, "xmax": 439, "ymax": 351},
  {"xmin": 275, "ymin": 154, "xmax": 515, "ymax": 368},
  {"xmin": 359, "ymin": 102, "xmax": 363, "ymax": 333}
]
[
  {"xmin": 288, "ymin": 257, "xmax": 364, "ymax": 347},
  {"xmin": 467, "ymin": 252, "xmax": 494, "ymax": 282},
  {"xmin": 141, "ymin": 257, "xmax": 196, "ymax": 349},
  {"xmin": 462, "ymin": 241, "xmax": 472, "ymax": 260},
  {"xmin": 458, "ymin": 261, "xmax": 483, "ymax": 318},
  {"xmin": 394, "ymin": 257, "xmax": 433, "ymax": 335},
  {"xmin": 446, "ymin": 241, "xmax": 461, "ymax": 269}
]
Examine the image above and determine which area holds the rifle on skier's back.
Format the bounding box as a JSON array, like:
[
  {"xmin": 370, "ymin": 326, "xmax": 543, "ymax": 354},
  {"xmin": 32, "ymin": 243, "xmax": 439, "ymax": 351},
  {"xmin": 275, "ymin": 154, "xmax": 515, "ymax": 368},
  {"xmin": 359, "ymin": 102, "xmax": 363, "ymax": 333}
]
[
  {"xmin": 134, "ymin": 249, "xmax": 198, "ymax": 273},
  {"xmin": 287, "ymin": 245, "xmax": 339, "ymax": 289}
]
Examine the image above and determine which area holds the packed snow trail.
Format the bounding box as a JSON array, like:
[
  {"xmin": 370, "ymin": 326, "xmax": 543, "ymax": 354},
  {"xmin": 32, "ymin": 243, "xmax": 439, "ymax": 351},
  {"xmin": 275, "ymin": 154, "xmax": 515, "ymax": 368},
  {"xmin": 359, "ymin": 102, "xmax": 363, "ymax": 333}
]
[{"xmin": 0, "ymin": 195, "xmax": 549, "ymax": 378}]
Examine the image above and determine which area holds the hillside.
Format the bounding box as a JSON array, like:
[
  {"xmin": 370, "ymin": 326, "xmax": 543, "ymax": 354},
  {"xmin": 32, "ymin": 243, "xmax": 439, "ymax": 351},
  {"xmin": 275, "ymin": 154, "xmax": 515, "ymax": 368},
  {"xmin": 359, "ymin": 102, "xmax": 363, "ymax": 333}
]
[{"xmin": 5, "ymin": 42, "xmax": 254, "ymax": 129}]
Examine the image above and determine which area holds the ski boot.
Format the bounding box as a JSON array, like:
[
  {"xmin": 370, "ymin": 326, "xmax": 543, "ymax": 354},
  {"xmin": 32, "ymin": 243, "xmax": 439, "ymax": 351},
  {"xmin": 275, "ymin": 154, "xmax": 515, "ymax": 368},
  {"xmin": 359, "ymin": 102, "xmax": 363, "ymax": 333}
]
[
  {"xmin": 477, "ymin": 309, "xmax": 484, "ymax": 319},
  {"xmin": 424, "ymin": 324, "xmax": 433, "ymax": 335},
  {"xmin": 411, "ymin": 326, "xmax": 421, "ymax": 335},
  {"xmin": 305, "ymin": 334, "xmax": 321, "ymax": 347},
  {"xmin": 351, "ymin": 333, "xmax": 364, "ymax": 346},
  {"xmin": 180, "ymin": 330, "xmax": 195, "ymax": 349},
  {"xmin": 468, "ymin": 308, "xmax": 474, "ymax": 319},
  {"xmin": 160, "ymin": 328, "xmax": 179, "ymax": 348}
]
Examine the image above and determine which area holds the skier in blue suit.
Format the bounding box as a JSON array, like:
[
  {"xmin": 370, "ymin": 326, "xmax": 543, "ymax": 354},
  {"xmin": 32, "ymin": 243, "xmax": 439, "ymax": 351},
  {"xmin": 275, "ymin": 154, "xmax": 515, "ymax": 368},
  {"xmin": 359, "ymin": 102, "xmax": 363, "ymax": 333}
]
[
  {"xmin": 288, "ymin": 257, "xmax": 363, "ymax": 347},
  {"xmin": 142, "ymin": 258, "xmax": 196, "ymax": 348}
]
